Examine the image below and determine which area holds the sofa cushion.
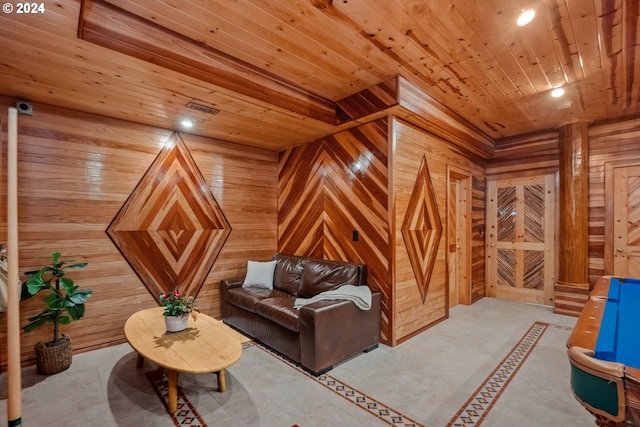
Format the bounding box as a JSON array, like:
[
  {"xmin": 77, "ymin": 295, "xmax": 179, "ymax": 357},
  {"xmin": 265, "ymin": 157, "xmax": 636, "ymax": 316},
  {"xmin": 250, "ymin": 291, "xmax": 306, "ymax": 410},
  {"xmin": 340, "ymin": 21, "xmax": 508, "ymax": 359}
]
[
  {"xmin": 227, "ymin": 287, "xmax": 290, "ymax": 313},
  {"xmin": 255, "ymin": 297, "xmax": 299, "ymax": 332},
  {"xmin": 242, "ymin": 260, "xmax": 277, "ymax": 289},
  {"xmin": 297, "ymin": 260, "xmax": 360, "ymax": 298},
  {"xmin": 272, "ymin": 254, "xmax": 304, "ymax": 296}
]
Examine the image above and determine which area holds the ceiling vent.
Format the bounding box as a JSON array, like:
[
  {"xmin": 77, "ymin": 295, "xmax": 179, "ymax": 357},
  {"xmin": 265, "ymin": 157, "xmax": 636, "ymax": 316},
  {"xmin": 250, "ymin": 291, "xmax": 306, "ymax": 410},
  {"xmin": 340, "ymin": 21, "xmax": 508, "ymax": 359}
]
[{"xmin": 185, "ymin": 101, "xmax": 220, "ymax": 115}]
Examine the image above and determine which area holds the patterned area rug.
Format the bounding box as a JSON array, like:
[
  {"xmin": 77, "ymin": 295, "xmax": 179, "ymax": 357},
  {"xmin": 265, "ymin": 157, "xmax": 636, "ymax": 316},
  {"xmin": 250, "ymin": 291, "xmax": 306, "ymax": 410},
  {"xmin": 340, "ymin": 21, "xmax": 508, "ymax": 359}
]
[{"xmin": 145, "ymin": 368, "xmax": 208, "ymax": 427}]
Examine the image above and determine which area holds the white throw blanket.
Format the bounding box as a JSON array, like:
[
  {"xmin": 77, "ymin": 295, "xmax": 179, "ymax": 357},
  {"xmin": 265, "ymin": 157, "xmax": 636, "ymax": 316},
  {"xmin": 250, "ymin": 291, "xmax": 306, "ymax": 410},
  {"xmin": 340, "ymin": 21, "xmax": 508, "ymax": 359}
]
[{"xmin": 294, "ymin": 285, "xmax": 372, "ymax": 310}]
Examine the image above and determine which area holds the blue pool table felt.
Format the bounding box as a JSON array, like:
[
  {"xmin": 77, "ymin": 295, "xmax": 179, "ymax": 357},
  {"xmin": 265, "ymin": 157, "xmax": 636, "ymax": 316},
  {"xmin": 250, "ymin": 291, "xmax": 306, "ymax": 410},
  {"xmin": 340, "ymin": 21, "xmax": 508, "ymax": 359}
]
[{"xmin": 594, "ymin": 277, "xmax": 640, "ymax": 368}]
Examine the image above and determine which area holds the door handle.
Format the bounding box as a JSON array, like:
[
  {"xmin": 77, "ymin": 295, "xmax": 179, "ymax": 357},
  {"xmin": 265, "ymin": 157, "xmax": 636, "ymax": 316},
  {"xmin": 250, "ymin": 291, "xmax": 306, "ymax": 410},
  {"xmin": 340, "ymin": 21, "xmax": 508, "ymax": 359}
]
[
  {"xmin": 489, "ymin": 243, "xmax": 496, "ymax": 247},
  {"xmin": 616, "ymin": 247, "xmax": 624, "ymax": 253}
]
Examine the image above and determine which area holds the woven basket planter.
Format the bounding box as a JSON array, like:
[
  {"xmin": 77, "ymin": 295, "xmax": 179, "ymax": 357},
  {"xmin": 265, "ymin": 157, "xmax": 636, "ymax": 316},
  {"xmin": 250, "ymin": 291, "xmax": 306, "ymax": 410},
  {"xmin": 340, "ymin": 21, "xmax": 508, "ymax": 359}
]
[{"xmin": 34, "ymin": 337, "xmax": 72, "ymax": 375}]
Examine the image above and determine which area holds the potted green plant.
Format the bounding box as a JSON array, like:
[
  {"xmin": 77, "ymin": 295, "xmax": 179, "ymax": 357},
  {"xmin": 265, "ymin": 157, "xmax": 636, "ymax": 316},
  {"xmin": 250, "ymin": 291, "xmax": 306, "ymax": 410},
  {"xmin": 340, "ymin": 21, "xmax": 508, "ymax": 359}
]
[
  {"xmin": 21, "ymin": 252, "xmax": 92, "ymax": 374},
  {"xmin": 159, "ymin": 286, "xmax": 198, "ymax": 332}
]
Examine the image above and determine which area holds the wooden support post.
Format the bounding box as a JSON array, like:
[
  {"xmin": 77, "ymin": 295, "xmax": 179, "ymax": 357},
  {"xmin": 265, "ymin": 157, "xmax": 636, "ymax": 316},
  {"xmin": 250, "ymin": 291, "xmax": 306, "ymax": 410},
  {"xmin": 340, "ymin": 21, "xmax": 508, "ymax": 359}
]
[
  {"xmin": 555, "ymin": 121, "xmax": 590, "ymax": 316},
  {"xmin": 7, "ymin": 107, "xmax": 22, "ymax": 426}
]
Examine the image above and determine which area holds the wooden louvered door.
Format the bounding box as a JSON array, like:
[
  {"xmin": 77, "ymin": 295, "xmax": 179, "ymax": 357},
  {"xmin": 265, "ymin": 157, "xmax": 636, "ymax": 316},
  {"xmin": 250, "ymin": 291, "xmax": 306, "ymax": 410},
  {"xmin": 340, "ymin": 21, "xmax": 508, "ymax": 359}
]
[
  {"xmin": 613, "ymin": 165, "xmax": 640, "ymax": 277},
  {"xmin": 486, "ymin": 175, "xmax": 555, "ymax": 305}
]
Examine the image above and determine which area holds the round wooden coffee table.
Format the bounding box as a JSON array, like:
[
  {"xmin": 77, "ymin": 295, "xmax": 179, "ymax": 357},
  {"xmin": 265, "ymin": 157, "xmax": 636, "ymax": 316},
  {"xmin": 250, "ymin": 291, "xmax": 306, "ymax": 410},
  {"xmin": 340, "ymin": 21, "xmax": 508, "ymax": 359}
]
[{"xmin": 124, "ymin": 307, "xmax": 243, "ymax": 413}]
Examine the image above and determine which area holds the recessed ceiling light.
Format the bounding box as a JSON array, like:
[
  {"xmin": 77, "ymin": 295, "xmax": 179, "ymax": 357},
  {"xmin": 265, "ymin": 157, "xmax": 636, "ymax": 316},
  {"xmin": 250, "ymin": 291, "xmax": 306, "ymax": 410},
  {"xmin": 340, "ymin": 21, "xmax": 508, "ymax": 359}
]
[
  {"xmin": 555, "ymin": 100, "xmax": 572, "ymax": 110},
  {"xmin": 517, "ymin": 9, "xmax": 536, "ymax": 26},
  {"xmin": 180, "ymin": 118, "xmax": 194, "ymax": 128},
  {"xmin": 551, "ymin": 87, "xmax": 565, "ymax": 98}
]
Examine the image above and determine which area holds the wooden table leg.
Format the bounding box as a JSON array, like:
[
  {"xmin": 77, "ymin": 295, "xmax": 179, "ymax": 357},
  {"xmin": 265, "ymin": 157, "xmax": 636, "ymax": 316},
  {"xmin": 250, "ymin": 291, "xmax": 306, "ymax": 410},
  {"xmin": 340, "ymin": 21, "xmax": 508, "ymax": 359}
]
[
  {"xmin": 217, "ymin": 369, "xmax": 226, "ymax": 392},
  {"xmin": 167, "ymin": 370, "xmax": 178, "ymax": 413},
  {"xmin": 136, "ymin": 353, "xmax": 144, "ymax": 368}
]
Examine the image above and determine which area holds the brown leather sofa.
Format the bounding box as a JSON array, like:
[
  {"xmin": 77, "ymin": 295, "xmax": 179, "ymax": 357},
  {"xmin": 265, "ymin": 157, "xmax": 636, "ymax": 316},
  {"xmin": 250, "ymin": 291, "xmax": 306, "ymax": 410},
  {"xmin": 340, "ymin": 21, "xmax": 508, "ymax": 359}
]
[{"xmin": 220, "ymin": 253, "xmax": 381, "ymax": 375}]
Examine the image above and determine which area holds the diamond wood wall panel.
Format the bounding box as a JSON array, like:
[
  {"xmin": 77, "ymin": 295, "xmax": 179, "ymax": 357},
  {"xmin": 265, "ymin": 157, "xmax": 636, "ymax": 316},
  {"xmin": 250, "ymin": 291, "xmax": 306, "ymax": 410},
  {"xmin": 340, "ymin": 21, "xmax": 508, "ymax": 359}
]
[
  {"xmin": 393, "ymin": 119, "xmax": 486, "ymax": 343},
  {"xmin": 107, "ymin": 133, "xmax": 231, "ymax": 301},
  {"xmin": 279, "ymin": 117, "xmax": 486, "ymax": 345},
  {"xmin": 0, "ymin": 97, "xmax": 278, "ymax": 369},
  {"xmin": 401, "ymin": 155, "xmax": 442, "ymax": 303},
  {"xmin": 278, "ymin": 119, "xmax": 391, "ymax": 344}
]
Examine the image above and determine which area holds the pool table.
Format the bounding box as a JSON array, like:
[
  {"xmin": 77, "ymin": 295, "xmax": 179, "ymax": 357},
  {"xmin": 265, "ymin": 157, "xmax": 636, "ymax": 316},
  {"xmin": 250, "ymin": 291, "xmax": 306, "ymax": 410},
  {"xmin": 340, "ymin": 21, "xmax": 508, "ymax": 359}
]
[{"xmin": 567, "ymin": 276, "xmax": 640, "ymax": 424}]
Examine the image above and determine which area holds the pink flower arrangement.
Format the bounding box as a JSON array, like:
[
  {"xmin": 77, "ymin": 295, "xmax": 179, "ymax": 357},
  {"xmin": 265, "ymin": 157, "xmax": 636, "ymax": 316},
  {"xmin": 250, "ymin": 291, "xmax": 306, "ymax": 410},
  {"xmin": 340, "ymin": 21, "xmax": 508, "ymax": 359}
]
[{"xmin": 159, "ymin": 287, "xmax": 198, "ymax": 320}]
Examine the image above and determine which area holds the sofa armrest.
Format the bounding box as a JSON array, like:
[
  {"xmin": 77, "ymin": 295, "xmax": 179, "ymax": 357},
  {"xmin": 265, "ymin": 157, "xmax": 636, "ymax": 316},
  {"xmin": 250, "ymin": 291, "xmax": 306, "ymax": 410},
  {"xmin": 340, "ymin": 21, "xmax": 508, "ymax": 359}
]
[
  {"xmin": 221, "ymin": 276, "xmax": 244, "ymax": 289},
  {"xmin": 220, "ymin": 276, "xmax": 244, "ymax": 319},
  {"xmin": 298, "ymin": 291, "xmax": 381, "ymax": 375}
]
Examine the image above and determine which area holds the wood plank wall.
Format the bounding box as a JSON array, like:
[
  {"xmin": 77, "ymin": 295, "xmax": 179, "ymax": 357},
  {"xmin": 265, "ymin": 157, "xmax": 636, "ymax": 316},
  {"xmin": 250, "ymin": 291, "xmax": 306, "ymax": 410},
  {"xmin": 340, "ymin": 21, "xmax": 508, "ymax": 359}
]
[
  {"xmin": 277, "ymin": 118, "xmax": 392, "ymax": 344},
  {"xmin": 588, "ymin": 117, "xmax": 640, "ymax": 279},
  {"xmin": 486, "ymin": 130, "xmax": 563, "ymax": 308},
  {"xmin": 0, "ymin": 97, "xmax": 277, "ymax": 368},
  {"xmin": 392, "ymin": 119, "xmax": 485, "ymax": 344},
  {"xmin": 485, "ymin": 130, "xmax": 560, "ymax": 180},
  {"xmin": 277, "ymin": 115, "xmax": 487, "ymax": 346},
  {"xmin": 486, "ymin": 118, "xmax": 640, "ymax": 313}
]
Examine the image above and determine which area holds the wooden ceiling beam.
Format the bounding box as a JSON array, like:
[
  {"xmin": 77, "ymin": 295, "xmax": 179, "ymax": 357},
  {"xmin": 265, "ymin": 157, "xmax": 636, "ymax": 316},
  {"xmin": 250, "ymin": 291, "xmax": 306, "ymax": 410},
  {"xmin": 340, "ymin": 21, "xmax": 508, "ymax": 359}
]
[
  {"xmin": 395, "ymin": 77, "xmax": 494, "ymax": 159},
  {"xmin": 78, "ymin": 0, "xmax": 337, "ymax": 125},
  {"xmin": 336, "ymin": 76, "xmax": 494, "ymax": 159}
]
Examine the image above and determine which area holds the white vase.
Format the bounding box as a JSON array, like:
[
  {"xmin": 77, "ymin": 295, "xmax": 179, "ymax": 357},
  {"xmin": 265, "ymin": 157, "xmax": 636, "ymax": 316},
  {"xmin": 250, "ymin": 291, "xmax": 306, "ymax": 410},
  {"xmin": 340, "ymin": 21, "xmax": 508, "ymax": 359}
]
[{"xmin": 164, "ymin": 314, "xmax": 188, "ymax": 333}]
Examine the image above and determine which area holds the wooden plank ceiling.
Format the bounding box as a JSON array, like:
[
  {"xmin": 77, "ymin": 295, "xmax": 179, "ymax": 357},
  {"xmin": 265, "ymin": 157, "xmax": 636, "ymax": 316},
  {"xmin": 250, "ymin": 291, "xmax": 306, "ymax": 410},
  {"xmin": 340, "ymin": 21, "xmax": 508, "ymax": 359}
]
[{"xmin": 0, "ymin": 0, "xmax": 638, "ymax": 152}]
